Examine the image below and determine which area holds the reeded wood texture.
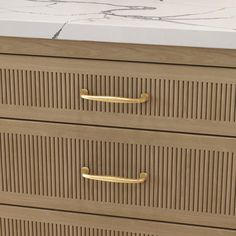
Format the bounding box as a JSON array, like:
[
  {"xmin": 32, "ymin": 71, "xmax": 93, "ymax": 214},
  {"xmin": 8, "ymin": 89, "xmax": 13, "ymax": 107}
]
[
  {"xmin": 0, "ymin": 55, "xmax": 236, "ymax": 136},
  {"xmin": 0, "ymin": 119, "xmax": 235, "ymax": 228},
  {"xmin": 1, "ymin": 205, "xmax": 235, "ymax": 236}
]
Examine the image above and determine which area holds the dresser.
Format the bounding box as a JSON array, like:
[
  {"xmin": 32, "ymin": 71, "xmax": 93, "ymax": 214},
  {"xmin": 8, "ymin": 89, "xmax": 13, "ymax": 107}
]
[{"xmin": 0, "ymin": 1, "xmax": 236, "ymax": 235}]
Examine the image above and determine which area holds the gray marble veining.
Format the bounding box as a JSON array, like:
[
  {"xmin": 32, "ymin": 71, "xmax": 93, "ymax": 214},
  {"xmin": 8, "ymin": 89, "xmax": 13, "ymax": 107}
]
[{"xmin": 0, "ymin": 0, "xmax": 236, "ymax": 48}]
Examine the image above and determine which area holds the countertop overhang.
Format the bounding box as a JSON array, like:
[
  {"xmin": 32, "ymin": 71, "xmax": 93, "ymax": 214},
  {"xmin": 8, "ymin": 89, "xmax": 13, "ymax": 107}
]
[{"xmin": 0, "ymin": 0, "xmax": 236, "ymax": 49}]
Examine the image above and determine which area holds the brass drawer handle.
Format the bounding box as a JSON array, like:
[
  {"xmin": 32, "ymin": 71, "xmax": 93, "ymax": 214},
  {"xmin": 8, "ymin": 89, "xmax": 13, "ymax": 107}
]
[
  {"xmin": 81, "ymin": 167, "xmax": 148, "ymax": 184},
  {"xmin": 80, "ymin": 89, "xmax": 149, "ymax": 104}
]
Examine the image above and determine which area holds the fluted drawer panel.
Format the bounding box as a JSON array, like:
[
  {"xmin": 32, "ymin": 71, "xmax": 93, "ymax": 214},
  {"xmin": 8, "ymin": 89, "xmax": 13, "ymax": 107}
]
[
  {"xmin": 1, "ymin": 68, "xmax": 235, "ymax": 121},
  {"xmin": 0, "ymin": 218, "xmax": 154, "ymax": 236},
  {"xmin": 0, "ymin": 119, "xmax": 235, "ymax": 228},
  {"xmin": 0, "ymin": 133, "xmax": 235, "ymax": 216},
  {"xmin": 1, "ymin": 206, "xmax": 234, "ymax": 236},
  {"xmin": 0, "ymin": 54, "xmax": 236, "ymax": 135}
]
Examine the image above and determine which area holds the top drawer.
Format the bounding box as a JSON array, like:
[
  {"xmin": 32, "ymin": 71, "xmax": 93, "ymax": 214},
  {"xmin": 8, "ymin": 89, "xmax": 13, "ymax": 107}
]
[{"xmin": 0, "ymin": 54, "xmax": 235, "ymax": 136}]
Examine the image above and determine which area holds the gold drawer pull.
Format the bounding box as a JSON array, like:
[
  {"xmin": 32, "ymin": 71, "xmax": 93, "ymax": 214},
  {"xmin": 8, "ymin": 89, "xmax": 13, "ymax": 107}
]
[
  {"xmin": 80, "ymin": 89, "xmax": 149, "ymax": 104},
  {"xmin": 81, "ymin": 167, "xmax": 148, "ymax": 184}
]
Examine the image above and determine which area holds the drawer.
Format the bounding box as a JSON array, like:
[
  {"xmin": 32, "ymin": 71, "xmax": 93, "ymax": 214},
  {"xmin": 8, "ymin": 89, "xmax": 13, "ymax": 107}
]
[
  {"xmin": 0, "ymin": 205, "xmax": 235, "ymax": 236},
  {"xmin": 0, "ymin": 119, "xmax": 235, "ymax": 228},
  {"xmin": 0, "ymin": 54, "xmax": 236, "ymax": 136}
]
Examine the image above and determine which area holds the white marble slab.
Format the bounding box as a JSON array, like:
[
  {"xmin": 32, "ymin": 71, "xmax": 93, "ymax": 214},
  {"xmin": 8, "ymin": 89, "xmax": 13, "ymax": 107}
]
[{"xmin": 0, "ymin": 0, "xmax": 236, "ymax": 48}]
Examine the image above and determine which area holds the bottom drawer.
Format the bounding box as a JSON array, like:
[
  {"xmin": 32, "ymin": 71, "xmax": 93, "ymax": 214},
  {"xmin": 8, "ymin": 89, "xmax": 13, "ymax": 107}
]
[{"xmin": 0, "ymin": 205, "xmax": 235, "ymax": 236}]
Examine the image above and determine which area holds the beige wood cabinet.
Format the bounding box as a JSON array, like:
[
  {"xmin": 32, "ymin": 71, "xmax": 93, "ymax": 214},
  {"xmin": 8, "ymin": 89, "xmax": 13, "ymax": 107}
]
[
  {"xmin": 0, "ymin": 54, "xmax": 235, "ymax": 136},
  {"xmin": 0, "ymin": 119, "xmax": 235, "ymax": 229},
  {"xmin": 0, "ymin": 37, "xmax": 235, "ymax": 235},
  {"xmin": 1, "ymin": 205, "xmax": 235, "ymax": 236}
]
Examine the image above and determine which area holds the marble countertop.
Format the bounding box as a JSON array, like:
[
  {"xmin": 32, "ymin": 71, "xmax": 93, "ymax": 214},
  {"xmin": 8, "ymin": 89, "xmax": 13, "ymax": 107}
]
[{"xmin": 0, "ymin": 0, "xmax": 236, "ymax": 49}]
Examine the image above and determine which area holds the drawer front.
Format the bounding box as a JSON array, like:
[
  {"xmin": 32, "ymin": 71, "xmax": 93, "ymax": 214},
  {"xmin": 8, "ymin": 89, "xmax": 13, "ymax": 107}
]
[
  {"xmin": 0, "ymin": 205, "xmax": 235, "ymax": 236},
  {"xmin": 0, "ymin": 54, "xmax": 236, "ymax": 136},
  {"xmin": 0, "ymin": 119, "xmax": 235, "ymax": 228}
]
